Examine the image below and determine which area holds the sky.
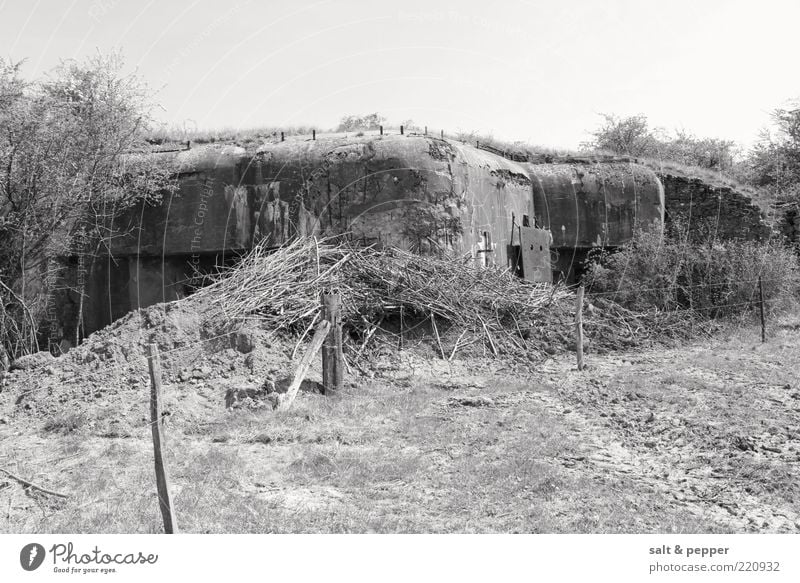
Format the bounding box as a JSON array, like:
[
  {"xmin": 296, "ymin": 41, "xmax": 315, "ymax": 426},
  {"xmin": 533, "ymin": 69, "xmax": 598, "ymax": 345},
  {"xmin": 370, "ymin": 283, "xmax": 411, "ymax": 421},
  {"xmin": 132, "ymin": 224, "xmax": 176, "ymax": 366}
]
[{"xmin": 1, "ymin": 0, "xmax": 799, "ymax": 149}]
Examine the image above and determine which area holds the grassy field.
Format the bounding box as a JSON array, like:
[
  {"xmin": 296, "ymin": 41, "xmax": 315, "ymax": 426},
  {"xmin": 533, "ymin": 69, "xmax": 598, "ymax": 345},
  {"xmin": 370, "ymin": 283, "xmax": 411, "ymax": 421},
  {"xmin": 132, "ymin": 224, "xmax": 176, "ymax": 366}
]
[{"xmin": 1, "ymin": 316, "xmax": 799, "ymax": 534}]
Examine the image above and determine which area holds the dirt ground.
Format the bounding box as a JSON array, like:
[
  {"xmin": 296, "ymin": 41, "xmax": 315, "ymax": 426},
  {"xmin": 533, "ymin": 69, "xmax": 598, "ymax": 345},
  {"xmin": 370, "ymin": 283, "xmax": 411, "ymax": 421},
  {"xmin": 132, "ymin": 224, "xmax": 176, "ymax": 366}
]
[{"xmin": 0, "ymin": 306, "xmax": 798, "ymax": 533}]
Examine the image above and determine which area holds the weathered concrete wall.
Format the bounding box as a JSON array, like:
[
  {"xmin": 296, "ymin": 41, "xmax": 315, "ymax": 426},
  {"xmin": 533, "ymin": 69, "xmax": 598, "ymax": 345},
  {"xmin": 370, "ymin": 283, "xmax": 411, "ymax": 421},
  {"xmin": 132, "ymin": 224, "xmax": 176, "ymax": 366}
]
[
  {"xmin": 111, "ymin": 135, "xmax": 540, "ymax": 267},
  {"xmin": 111, "ymin": 135, "xmax": 664, "ymax": 261},
  {"xmin": 70, "ymin": 134, "xmax": 665, "ymax": 336},
  {"xmin": 658, "ymin": 173, "xmax": 771, "ymax": 241},
  {"xmin": 529, "ymin": 161, "xmax": 664, "ymax": 248}
]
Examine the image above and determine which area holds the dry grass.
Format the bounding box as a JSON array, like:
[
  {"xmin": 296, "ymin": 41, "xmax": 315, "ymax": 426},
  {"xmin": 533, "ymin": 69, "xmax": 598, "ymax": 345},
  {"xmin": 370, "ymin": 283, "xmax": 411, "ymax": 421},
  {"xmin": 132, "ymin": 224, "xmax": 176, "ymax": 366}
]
[{"xmin": 3, "ymin": 315, "xmax": 798, "ymax": 534}]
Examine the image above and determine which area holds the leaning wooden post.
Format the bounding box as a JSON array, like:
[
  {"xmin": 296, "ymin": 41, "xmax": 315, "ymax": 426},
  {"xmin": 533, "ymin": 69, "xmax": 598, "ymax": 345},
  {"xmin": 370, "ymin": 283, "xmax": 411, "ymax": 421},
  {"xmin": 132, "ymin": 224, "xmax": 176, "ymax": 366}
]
[
  {"xmin": 575, "ymin": 286, "xmax": 585, "ymax": 371},
  {"xmin": 146, "ymin": 343, "xmax": 178, "ymax": 534},
  {"xmin": 322, "ymin": 292, "xmax": 344, "ymax": 395},
  {"xmin": 278, "ymin": 320, "xmax": 331, "ymax": 411},
  {"xmin": 759, "ymin": 275, "xmax": 766, "ymax": 343}
]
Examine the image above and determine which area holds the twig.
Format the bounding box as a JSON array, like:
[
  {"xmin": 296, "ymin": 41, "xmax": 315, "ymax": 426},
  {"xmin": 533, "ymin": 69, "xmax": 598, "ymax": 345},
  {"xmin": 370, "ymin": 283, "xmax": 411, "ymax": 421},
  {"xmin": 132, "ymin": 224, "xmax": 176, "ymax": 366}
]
[
  {"xmin": 448, "ymin": 329, "xmax": 468, "ymax": 361},
  {"xmin": 291, "ymin": 312, "xmax": 320, "ymax": 360},
  {"xmin": 354, "ymin": 315, "xmax": 383, "ymax": 361},
  {"xmin": 479, "ymin": 316, "xmax": 498, "ymax": 357},
  {"xmin": 0, "ymin": 468, "xmax": 69, "ymax": 498},
  {"xmin": 430, "ymin": 313, "xmax": 446, "ymax": 360},
  {"xmin": 341, "ymin": 351, "xmax": 353, "ymax": 375},
  {"xmin": 0, "ymin": 278, "xmax": 40, "ymax": 353}
]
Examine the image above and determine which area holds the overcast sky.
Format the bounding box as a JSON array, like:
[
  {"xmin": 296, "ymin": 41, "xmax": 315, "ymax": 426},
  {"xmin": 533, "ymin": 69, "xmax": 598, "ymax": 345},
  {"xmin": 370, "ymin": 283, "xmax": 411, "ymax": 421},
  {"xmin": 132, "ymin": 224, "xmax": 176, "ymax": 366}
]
[{"xmin": 2, "ymin": 0, "xmax": 798, "ymax": 149}]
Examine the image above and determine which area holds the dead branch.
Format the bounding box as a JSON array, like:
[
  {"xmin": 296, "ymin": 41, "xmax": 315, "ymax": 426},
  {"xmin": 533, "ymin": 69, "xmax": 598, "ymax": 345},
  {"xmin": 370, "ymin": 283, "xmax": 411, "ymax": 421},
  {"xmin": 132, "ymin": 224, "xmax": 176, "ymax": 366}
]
[{"xmin": 0, "ymin": 467, "xmax": 69, "ymax": 498}]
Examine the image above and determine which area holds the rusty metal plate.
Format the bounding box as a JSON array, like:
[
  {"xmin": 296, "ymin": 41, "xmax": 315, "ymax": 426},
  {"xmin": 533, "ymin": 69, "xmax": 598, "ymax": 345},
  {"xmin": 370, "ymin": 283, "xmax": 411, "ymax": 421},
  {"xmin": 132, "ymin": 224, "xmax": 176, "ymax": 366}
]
[{"xmin": 519, "ymin": 227, "xmax": 552, "ymax": 283}]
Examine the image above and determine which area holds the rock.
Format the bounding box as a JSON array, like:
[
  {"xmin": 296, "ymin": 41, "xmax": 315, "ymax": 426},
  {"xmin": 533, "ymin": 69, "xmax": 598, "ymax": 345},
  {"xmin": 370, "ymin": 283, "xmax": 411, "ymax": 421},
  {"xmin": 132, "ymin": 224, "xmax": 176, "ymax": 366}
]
[
  {"xmin": 192, "ymin": 365, "xmax": 212, "ymax": 379},
  {"xmin": 232, "ymin": 331, "xmax": 255, "ymax": 354},
  {"xmin": 272, "ymin": 377, "xmax": 324, "ymax": 395},
  {"xmin": 224, "ymin": 385, "xmax": 269, "ymax": 409},
  {"xmin": 644, "ymin": 411, "xmax": 655, "ymax": 423},
  {"xmin": 451, "ymin": 395, "xmax": 495, "ymax": 408},
  {"xmin": 732, "ymin": 435, "xmax": 757, "ymax": 452}
]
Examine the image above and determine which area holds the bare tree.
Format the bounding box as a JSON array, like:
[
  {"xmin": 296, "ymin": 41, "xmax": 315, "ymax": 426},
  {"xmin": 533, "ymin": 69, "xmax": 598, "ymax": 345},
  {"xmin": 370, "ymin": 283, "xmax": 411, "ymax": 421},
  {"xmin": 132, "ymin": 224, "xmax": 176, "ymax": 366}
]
[{"xmin": 0, "ymin": 53, "xmax": 175, "ymax": 357}]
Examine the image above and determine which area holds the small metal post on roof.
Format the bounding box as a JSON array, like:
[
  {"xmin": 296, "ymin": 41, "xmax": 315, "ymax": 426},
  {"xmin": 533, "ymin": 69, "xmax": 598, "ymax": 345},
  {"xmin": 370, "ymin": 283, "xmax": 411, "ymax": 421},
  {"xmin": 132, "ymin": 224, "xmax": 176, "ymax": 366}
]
[
  {"xmin": 281, "ymin": 131, "xmax": 284, "ymax": 142},
  {"xmin": 424, "ymin": 126, "xmax": 427, "ymax": 135},
  {"xmin": 186, "ymin": 140, "xmax": 191, "ymax": 150},
  {"xmin": 477, "ymin": 140, "xmax": 480, "ymax": 148},
  {"xmin": 380, "ymin": 125, "xmax": 383, "ymax": 136},
  {"xmin": 312, "ymin": 129, "xmax": 316, "ymax": 140},
  {"xmin": 441, "ymin": 130, "xmax": 444, "ymax": 139},
  {"xmin": 400, "ymin": 125, "xmax": 404, "ymax": 135}
]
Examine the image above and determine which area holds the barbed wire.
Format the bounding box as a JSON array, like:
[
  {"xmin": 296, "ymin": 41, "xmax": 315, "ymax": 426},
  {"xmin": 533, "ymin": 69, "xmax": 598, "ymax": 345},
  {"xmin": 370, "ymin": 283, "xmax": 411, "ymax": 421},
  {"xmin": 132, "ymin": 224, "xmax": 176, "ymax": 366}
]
[{"xmin": 583, "ymin": 275, "xmax": 790, "ymax": 297}]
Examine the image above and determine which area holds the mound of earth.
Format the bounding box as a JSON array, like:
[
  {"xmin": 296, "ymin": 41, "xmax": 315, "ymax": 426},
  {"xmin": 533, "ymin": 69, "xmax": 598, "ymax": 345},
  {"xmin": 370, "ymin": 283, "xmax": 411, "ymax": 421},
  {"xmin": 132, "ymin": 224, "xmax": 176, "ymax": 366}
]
[{"xmin": 0, "ymin": 301, "xmax": 297, "ymax": 437}]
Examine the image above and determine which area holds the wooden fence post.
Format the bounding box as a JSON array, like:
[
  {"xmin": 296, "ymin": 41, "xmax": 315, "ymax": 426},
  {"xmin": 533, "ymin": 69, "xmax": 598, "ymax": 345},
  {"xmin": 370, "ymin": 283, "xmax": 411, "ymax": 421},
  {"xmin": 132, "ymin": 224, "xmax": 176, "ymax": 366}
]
[
  {"xmin": 322, "ymin": 292, "xmax": 343, "ymax": 395},
  {"xmin": 759, "ymin": 275, "xmax": 766, "ymax": 343},
  {"xmin": 575, "ymin": 286, "xmax": 585, "ymax": 371},
  {"xmin": 146, "ymin": 343, "xmax": 178, "ymax": 534}
]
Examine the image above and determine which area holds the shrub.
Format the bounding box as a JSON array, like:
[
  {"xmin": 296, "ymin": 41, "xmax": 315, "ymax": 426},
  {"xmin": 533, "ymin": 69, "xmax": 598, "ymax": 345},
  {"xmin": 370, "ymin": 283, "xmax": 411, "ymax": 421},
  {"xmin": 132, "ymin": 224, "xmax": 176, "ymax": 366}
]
[
  {"xmin": 584, "ymin": 113, "xmax": 738, "ymax": 172},
  {"xmin": 583, "ymin": 228, "xmax": 800, "ymax": 319},
  {"xmin": 336, "ymin": 113, "xmax": 386, "ymax": 132},
  {"xmin": 43, "ymin": 412, "xmax": 86, "ymax": 434}
]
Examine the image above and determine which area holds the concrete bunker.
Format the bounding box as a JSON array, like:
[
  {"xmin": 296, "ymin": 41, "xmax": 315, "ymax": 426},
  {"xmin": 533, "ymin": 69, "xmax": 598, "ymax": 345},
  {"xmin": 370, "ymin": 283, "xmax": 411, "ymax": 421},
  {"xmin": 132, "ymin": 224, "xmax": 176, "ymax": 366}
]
[{"xmin": 57, "ymin": 133, "xmax": 665, "ymax": 341}]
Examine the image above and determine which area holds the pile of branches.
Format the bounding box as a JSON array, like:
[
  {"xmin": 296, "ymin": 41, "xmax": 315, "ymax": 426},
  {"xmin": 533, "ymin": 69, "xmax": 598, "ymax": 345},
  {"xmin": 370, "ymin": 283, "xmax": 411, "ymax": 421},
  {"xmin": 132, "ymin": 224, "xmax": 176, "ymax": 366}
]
[
  {"xmin": 582, "ymin": 296, "xmax": 717, "ymax": 349},
  {"xmin": 191, "ymin": 238, "xmax": 353, "ymax": 329},
  {"xmin": 190, "ymin": 237, "xmax": 571, "ymax": 356}
]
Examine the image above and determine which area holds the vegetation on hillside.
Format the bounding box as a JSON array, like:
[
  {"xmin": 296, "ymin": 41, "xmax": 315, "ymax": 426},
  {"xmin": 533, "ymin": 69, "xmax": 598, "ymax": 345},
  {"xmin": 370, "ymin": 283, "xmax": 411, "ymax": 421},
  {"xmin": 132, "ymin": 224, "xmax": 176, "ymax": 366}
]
[{"xmin": 583, "ymin": 113, "xmax": 739, "ymax": 172}]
